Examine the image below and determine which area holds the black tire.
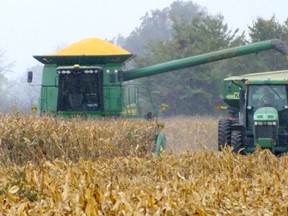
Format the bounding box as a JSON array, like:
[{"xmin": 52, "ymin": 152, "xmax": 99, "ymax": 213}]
[
  {"xmin": 218, "ymin": 118, "xmax": 232, "ymax": 151},
  {"xmin": 231, "ymin": 130, "xmax": 244, "ymax": 153}
]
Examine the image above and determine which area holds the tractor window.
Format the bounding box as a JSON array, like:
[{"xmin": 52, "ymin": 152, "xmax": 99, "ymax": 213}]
[
  {"xmin": 248, "ymin": 85, "xmax": 287, "ymax": 111},
  {"xmin": 247, "ymin": 85, "xmax": 288, "ymax": 127},
  {"xmin": 57, "ymin": 72, "xmax": 102, "ymax": 111}
]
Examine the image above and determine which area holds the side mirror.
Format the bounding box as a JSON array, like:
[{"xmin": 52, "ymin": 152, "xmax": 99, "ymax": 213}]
[{"xmin": 27, "ymin": 71, "xmax": 33, "ymax": 83}]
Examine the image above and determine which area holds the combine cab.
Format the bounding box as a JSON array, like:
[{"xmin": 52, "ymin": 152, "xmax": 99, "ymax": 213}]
[{"xmin": 219, "ymin": 70, "xmax": 288, "ymax": 154}]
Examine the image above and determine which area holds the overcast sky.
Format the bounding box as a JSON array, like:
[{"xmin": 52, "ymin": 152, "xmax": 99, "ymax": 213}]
[{"xmin": 1, "ymin": 0, "xmax": 288, "ymax": 79}]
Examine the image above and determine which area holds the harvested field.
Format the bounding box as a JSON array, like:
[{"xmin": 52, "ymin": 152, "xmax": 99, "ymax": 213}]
[
  {"xmin": 0, "ymin": 114, "xmax": 287, "ymax": 215},
  {"xmin": 162, "ymin": 116, "xmax": 218, "ymax": 153}
]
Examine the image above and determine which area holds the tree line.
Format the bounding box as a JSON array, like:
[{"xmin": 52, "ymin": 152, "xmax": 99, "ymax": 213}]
[
  {"xmin": 116, "ymin": 0, "xmax": 288, "ymax": 116},
  {"xmin": 1, "ymin": 0, "xmax": 288, "ymax": 115}
]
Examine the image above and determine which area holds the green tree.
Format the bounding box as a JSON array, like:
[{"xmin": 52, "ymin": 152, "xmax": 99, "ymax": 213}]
[
  {"xmin": 118, "ymin": 0, "xmax": 201, "ymax": 56},
  {"xmin": 138, "ymin": 11, "xmax": 245, "ymax": 115},
  {"xmin": 247, "ymin": 16, "xmax": 288, "ymax": 72},
  {"xmin": 249, "ymin": 16, "xmax": 287, "ymax": 41},
  {"xmin": 117, "ymin": 1, "xmax": 288, "ymax": 116}
]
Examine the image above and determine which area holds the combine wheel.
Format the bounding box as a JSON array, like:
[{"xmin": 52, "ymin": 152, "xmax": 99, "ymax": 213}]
[
  {"xmin": 218, "ymin": 118, "xmax": 232, "ymax": 151},
  {"xmin": 231, "ymin": 130, "xmax": 244, "ymax": 153}
]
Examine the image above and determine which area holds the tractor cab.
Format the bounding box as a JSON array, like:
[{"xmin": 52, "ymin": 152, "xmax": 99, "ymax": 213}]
[
  {"xmin": 244, "ymin": 81, "xmax": 288, "ymax": 152},
  {"xmin": 246, "ymin": 83, "xmax": 288, "ymax": 128}
]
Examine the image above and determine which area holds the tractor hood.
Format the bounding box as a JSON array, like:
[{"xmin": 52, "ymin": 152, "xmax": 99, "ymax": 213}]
[
  {"xmin": 253, "ymin": 107, "xmax": 279, "ymax": 150},
  {"xmin": 254, "ymin": 107, "xmax": 279, "ymax": 123}
]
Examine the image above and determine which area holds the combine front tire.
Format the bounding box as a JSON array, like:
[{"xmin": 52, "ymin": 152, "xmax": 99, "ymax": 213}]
[{"xmin": 218, "ymin": 118, "xmax": 232, "ymax": 151}]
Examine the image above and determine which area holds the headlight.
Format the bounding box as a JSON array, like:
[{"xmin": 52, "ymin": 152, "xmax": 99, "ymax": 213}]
[
  {"xmin": 254, "ymin": 121, "xmax": 276, "ymax": 126},
  {"xmin": 60, "ymin": 70, "xmax": 71, "ymax": 74},
  {"xmin": 84, "ymin": 70, "xmax": 94, "ymax": 74}
]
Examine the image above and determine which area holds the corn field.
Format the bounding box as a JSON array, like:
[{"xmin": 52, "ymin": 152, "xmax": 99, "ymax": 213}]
[{"xmin": 0, "ymin": 113, "xmax": 288, "ymax": 215}]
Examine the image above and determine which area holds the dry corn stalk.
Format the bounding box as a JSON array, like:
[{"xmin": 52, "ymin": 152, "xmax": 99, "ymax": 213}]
[
  {"xmin": 0, "ymin": 113, "xmax": 157, "ymax": 165},
  {"xmin": 0, "ymin": 114, "xmax": 287, "ymax": 214},
  {"xmin": 0, "ymin": 149, "xmax": 287, "ymax": 215}
]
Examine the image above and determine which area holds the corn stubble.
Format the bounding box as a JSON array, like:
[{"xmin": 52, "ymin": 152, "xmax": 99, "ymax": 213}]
[{"xmin": 0, "ymin": 114, "xmax": 288, "ymax": 215}]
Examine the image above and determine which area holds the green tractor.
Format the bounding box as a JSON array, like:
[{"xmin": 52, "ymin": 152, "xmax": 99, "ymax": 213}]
[
  {"xmin": 28, "ymin": 38, "xmax": 288, "ymax": 120},
  {"xmin": 218, "ymin": 70, "xmax": 288, "ymax": 154}
]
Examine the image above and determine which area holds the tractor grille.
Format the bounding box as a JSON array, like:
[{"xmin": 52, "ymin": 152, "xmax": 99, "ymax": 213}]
[{"xmin": 255, "ymin": 125, "xmax": 276, "ymax": 139}]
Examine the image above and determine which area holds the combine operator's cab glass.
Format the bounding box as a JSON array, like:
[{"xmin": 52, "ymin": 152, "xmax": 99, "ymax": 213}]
[
  {"xmin": 247, "ymin": 85, "xmax": 288, "ymax": 127},
  {"xmin": 122, "ymin": 84, "xmax": 155, "ymax": 118},
  {"xmin": 57, "ymin": 68, "xmax": 102, "ymax": 111}
]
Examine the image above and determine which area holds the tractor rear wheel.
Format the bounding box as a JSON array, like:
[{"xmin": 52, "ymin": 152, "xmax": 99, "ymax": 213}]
[
  {"xmin": 218, "ymin": 118, "xmax": 232, "ymax": 150},
  {"xmin": 231, "ymin": 130, "xmax": 244, "ymax": 153}
]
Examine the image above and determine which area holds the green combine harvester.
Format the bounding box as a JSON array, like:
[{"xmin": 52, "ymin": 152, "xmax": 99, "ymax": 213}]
[{"xmin": 28, "ymin": 38, "xmax": 288, "ymax": 123}]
